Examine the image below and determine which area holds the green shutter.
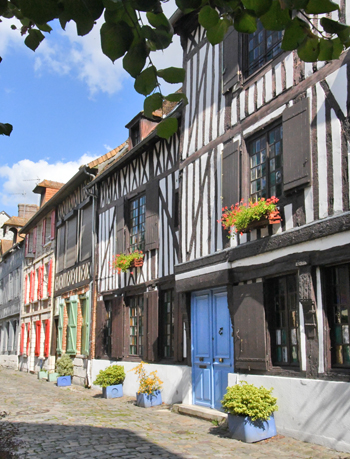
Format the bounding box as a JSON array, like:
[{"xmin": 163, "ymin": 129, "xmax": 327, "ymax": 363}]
[
  {"xmin": 66, "ymin": 298, "xmax": 78, "ymax": 354},
  {"xmin": 82, "ymin": 294, "xmax": 90, "ymax": 356},
  {"xmin": 57, "ymin": 302, "xmax": 64, "ymax": 354}
]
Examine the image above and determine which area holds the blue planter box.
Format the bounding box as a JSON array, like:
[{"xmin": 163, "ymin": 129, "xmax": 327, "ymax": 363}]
[
  {"xmin": 228, "ymin": 413, "xmax": 277, "ymax": 443},
  {"xmin": 136, "ymin": 391, "xmax": 162, "ymax": 408},
  {"xmin": 102, "ymin": 384, "xmax": 123, "ymax": 399},
  {"xmin": 57, "ymin": 376, "xmax": 71, "ymax": 387}
]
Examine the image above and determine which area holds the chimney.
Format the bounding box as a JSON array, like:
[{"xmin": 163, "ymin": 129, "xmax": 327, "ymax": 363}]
[{"xmin": 18, "ymin": 204, "xmax": 39, "ymax": 219}]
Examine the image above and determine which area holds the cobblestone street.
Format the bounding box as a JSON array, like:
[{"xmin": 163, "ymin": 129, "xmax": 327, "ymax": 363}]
[{"xmin": 0, "ymin": 368, "xmax": 348, "ymax": 459}]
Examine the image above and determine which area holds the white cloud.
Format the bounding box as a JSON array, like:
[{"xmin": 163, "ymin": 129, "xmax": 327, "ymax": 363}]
[
  {"xmin": 0, "ymin": 17, "xmax": 25, "ymax": 58},
  {"xmin": 0, "ymin": 153, "xmax": 99, "ymax": 211}
]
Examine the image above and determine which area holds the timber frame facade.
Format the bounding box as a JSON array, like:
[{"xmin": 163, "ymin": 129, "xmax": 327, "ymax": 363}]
[{"xmin": 171, "ymin": 4, "xmax": 350, "ymax": 453}]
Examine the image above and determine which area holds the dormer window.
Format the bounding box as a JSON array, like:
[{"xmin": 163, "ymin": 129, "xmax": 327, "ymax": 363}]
[{"xmin": 130, "ymin": 123, "xmax": 141, "ymax": 147}]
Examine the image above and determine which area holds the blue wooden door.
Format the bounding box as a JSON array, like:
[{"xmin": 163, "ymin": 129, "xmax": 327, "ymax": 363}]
[{"xmin": 192, "ymin": 289, "xmax": 233, "ymax": 410}]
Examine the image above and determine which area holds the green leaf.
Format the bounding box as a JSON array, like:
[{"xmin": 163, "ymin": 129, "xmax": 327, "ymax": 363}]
[
  {"xmin": 241, "ymin": 0, "xmax": 272, "ymax": 17},
  {"xmin": 281, "ymin": 17, "xmax": 309, "ymax": 51},
  {"xmin": 234, "ymin": 11, "xmax": 257, "ymax": 34},
  {"xmin": 134, "ymin": 66, "xmax": 157, "ymax": 96},
  {"xmin": 305, "ymin": 0, "xmax": 339, "ymax": 14},
  {"xmin": 130, "ymin": 0, "xmax": 159, "ymax": 12},
  {"xmin": 146, "ymin": 12, "xmax": 171, "ymax": 31},
  {"xmin": 100, "ymin": 21, "xmax": 133, "ymax": 62},
  {"xmin": 150, "ymin": 29, "xmax": 173, "ymax": 50},
  {"xmin": 0, "ymin": 123, "xmax": 13, "ymax": 136},
  {"xmin": 157, "ymin": 67, "xmax": 185, "ymax": 84},
  {"xmin": 165, "ymin": 93, "xmax": 188, "ymax": 104},
  {"xmin": 0, "ymin": 0, "xmax": 8, "ymax": 16},
  {"xmin": 59, "ymin": 0, "xmax": 104, "ymax": 36},
  {"xmin": 318, "ymin": 38, "xmax": 343, "ymax": 61},
  {"xmin": 156, "ymin": 117, "xmax": 178, "ymax": 139},
  {"xmin": 24, "ymin": 28, "xmax": 45, "ymax": 51},
  {"xmin": 144, "ymin": 93, "xmax": 163, "ymax": 118},
  {"xmin": 36, "ymin": 23, "xmax": 52, "ymax": 32},
  {"xmin": 198, "ymin": 6, "xmax": 219, "ymax": 29},
  {"xmin": 176, "ymin": 0, "xmax": 202, "ymax": 13},
  {"xmin": 297, "ymin": 36, "xmax": 319, "ymax": 62},
  {"xmin": 207, "ymin": 18, "xmax": 231, "ymax": 45},
  {"xmin": 103, "ymin": 0, "xmax": 123, "ymax": 11},
  {"xmin": 18, "ymin": 0, "xmax": 62, "ymax": 25},
  {"xmin": 260, "ymin": 0, "xmax": 291, "ymax": 31},
  {"xmin": 320, "ymin": 17, "xmax": 350, "ymax": 47},
  {"xmin": 279, "ymin": 0, "xmax": 308, "ymax": 8},
  {"xmin": 123, "ymin": 39, "xmax": 149, "ymax": 78}
]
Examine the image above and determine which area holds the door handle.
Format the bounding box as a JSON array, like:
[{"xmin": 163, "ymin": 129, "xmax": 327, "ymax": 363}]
[{"xmin": 218, "ymin": 327, "xmax": 223, "ymax": 335}]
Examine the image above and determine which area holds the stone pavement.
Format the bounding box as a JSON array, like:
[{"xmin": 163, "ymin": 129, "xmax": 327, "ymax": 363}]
[{"xmin": 0, "ymin": 368, "xmax": 348, "ymax": 459}]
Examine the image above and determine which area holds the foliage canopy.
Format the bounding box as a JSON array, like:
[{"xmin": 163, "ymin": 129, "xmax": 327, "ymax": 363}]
[{"xmin": 1, "ymin": 0, "xmax": 349, "ymax": 137}]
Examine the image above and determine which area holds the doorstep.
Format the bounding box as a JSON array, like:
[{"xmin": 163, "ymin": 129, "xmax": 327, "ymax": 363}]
[{"xmin": 172, "ymin": 404, "xmax": 227, "ymax": 424}]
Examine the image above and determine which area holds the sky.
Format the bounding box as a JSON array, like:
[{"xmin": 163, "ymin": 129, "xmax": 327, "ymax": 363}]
[{"xmin": 0, "ymin": 1, "xmax": 182, "ymax": 217}]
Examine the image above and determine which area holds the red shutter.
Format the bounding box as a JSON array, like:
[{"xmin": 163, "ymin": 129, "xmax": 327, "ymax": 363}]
[
  {"xmin": 20, "ymin": 323, "xmax": 25, "ymax": 355},
  {"xmin": 47, "ymin": 260, "xmax": 52, "ymax": 297},
  {"xmin": 25, "ymin": 235, "xmax": 29, "ymax": 256},
  {"xmin": 37, "ymin": 268, "xmax": 41, "ymax": 300},
  {"xmin": 33, "ymin": 227, "xmax": 37, "ymax": 253},
  {"xmin": 26, "ymin": 323, "xmax": 31, "ymax": 356},
  {"xmin": 41, "ymin": 266, "xmax": 45, "ymax": 299},
  {"xmin": 35, "ymin": 320, "xmax": 41, "ymax": 356},
  {"xmin": 42, "ymin": 219, "xmax": 46, "ymax": 245},
  {"xmin": 50, "ymin": 210, "xmax": 56, "ymax": 240},
  {"xmin": 29, "ymin": 271, "xmax": 33, "ymax": 303},
  {"xmin": 44, "ymin": 319, "xmax": 50, "ymax": 357},
  {"xmin": 24, "ymin": 275, "xmax": 28, "ymax": 304}
]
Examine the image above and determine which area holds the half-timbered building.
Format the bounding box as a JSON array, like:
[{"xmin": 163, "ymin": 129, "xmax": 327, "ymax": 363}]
[
  {"xmin": 0, "ymin": 204, "xmax": 38, "ymax": 369},
  {"xmin": 89, "ymin": 106, "xmax": 191, "ymax": 402},
  {"xmin": 53, "ymin": 152, "xmax": 126, "ymax": 386},
  {"xmin": 172, "ymin": 4, "xmax": 350, "ymax": 453},
  {"xmin": 19, "ymin": 182, "xmax": 63, "ymax": 373}
]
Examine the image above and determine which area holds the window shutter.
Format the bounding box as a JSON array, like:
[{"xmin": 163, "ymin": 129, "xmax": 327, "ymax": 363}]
[
  {"xmin": 24, "ymin": 275, "xmax": 28, "ymax": 304},
  {"xmin": 173, "ymin": 292, "xmax": 183, "ymax": 362},
  {"xmin": 66, "ymin": 299, "xmax": 78, "ymax": 354},
  {"xmin": 50, "ymin": 210, "xmax": 56, "ymax": 240},
  {"xmin": 25, "ymin": 235, "xmax": 29, "ymax": 256},
  {"xmin": 222, "ymin": 140, "xmax": 240, "ymax": 210},
  {"xmin": 222, "ymin": 26, "xmax": 240, "ymax": 93},
  {"xmin": 47, "ymin": 260, "xmax": 52, "ymax": 297},
  {"xmin": 95, "ymin": 300, "xmax": 106, "ymax": 358},
  {"xmin": 82, "ymin": 295, "xmax": 90, "ymax": 356},
  {"xmin": 115, "ymin": 198, "xmax": 125, "ymax": 255},
  {"xmin": 57, "ymin": 302, "xmax": 64, "ymax": 354},
  {"xmin": 145, "ymin": 180, "xmax": 159, "ymax": 252},
  {"xmin": 20, "ymin": 323, "xmax": 25, "ymax": 355},
  {"xmin": 81, "ymin": 204, "xmax": 93, "ymax": 261},
  {"xmin": 37, "ymin": 268, "xmax": 41, "ymax": 300},
  {"xmin": 283, "ymin": 98, "xmax": 311, "ymax": 192},
  {"xmin": 111, "ymin": 296, "xmax": 124, "ymax": 359},
  {"xmin": 145, "ymin": 290, "xmax": 159, "ymax": 361},
  {"xmin": 42, "ymin": 219, "xmax": 46, "ymax": 245},
  {"xmin": 7, "ymin": 322, "xmax": 14, "ymax": 352},
  {"xmin": 26, "ymin": 323, "xmax": 31, "ymax": 356},
  {"xmin": 41, "ymin": 266, "xmax": 45, "ymax": 299},
  {"xmin": 32, "ymin": 227, "xmax": 37, "ymax": 253},
  {"xmin": 35, "ymin": 320, "xmax": 41, "ymax": 356},
  {"xmin": 57, "ymin": 225, "xmax": 66, "ymax": 272},
  {"xmin": 232, "ymin": 283, "xmax": 268, "ymax": 371},
  {"xmin": 66, "ymin": 216, "xmax": 77, "ymax": 268},
  {"xmin": 44, "ymin": 319, "xmax": 50, "ymax": 357}
]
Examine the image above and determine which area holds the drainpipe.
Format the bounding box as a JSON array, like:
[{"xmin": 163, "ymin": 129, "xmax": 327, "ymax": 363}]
[{"xmin": 83, "ymin": 167, "xmax": 98, "ymax": 388}]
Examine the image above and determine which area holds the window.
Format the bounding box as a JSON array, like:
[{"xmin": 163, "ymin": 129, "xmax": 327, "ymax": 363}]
[
  {"xmin": 80, "ymin": 205, "xmax": 93, "ymax": 261},
  {"xmin": 249, "ymin": 124, "xmax": 283, "ymax": 201},
  {"xmin": 66, "ymin": 216, "xmax": 77, "ymax": 268},
  {"xmin": 325, "ymin": 264, "xmax": 350, "ymax": 368},
  {"xmin": 129, "ymin": 195, "xmax": 146, "ymax": 252},
  {"xmin": 246, "ymin": 22, "xmax": 282, "ymax": 76},
  {"xmin": 130, "ymin": 124, "xmax": 140, "ymax": 147},
  {"xmin": 159, "ymin": 290, "xmax": 175, "ymax": 358},
  {"xmin": 268, "ymin": 275, "xmax": 299, "ymax": 366},
  {"xmin": 129, "ymin": 296, "xmax": 144, "ymax": 357}
]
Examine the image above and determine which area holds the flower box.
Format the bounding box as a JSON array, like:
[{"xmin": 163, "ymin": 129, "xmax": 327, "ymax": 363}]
[
  {"xmin": 136, "ymin": 390, "xmax": 162, "ymax": 408},
  {"xmin": 241, "ymin": 210, "xmax": 282, "ymax": 233},
  {"xmin": 227, "ymin": 413, "xmax": 277, "ymax": 443},
  {"xmin": 38, "ymin": 370, "xmax": 48, "ymax": 380},
  {"xmin": 130, "ymin": 258, "xmax": 144, "ymax": 268},
  {"xmin": 102, "ymin": 384, "xmax": 123, "ymax": 399},
  {"xmin": 57, "ymin": 375, "xmax": 71, "ymax": 387},
  {"xmin": 48, "ymin": 372, "xmax": 59, "ymax": 382}
]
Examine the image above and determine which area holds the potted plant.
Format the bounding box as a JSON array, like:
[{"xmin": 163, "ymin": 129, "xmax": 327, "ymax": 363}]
[
  {"xmin": 55, "ymin": 354, "xmax": 74, "ymax": 387},
  {"xmin": 221, "ymin": 381, "xmax": 278, "ymax": 443},
  {"xmin": 220, "ymin": 197, "xmax": 281, "ymax": 237},
  {"xmin": 131, "ymin": 361, "xmax": 163, "ymax": 408},
  {"xmin": 111, "ymin": 250, "xmax": 144, "ymax": 273},
  {"xmin": 93, "ymin": 365, "xmax": 126, "ymax": 399}
]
